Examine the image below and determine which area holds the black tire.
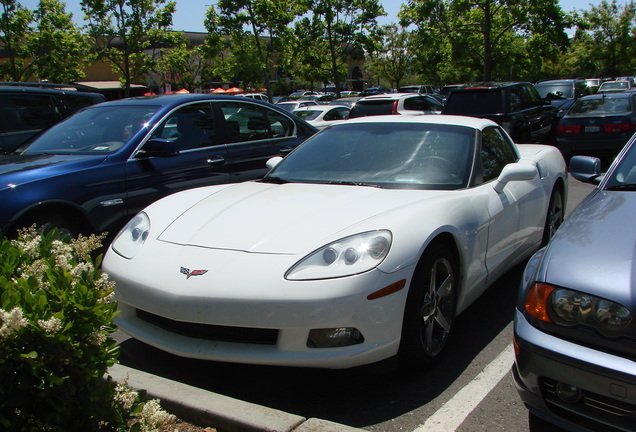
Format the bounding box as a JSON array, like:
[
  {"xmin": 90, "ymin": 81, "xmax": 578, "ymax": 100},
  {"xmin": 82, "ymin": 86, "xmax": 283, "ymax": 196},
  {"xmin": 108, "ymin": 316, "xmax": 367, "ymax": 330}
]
[
  {"xmin": 541, "ymin": 185, "xmax": 564, "ymax": 246},
  {"xmin": 398, "ymin": 242, "xmax": 458, "ymax": 371},
  {"xmin": 20, "ymin": 214, "xmax": 78, "ymax": 240}
]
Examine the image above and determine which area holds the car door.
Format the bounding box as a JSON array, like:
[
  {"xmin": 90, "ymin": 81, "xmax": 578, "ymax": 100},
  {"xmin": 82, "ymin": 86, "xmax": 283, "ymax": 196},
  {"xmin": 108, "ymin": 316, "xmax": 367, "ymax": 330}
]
[
  {"xmin": 518, "ymin": 84, "xmax": 556, "ymax": 142},
  {"xmin": 479, "ymin": 126, "xmax": 541, "ymax": 282},
  {"xmin": 217, "ymin": 100, "xmax": 301, "ymax": 182},
  {"xmin": 124, "ymin": 101, "xmax": 231, "ymax": 217}
]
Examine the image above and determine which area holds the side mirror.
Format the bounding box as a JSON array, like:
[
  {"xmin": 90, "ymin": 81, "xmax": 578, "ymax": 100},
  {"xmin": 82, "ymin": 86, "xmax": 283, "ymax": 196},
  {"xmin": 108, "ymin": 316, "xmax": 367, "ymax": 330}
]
[
  {"xmin": 266, "ymin": 156, "xmax": 283, "ymax": 170},
  {"xmin": 135, "ymin": 138, "xmax": 179, "ymax": 158},
  {"xmin": 569, "ymin": 155, "xmax": 602, "ymax": 184},
  {"xmin": 493, "ymin": 162, "xmax": 538, "ymax": 193}
]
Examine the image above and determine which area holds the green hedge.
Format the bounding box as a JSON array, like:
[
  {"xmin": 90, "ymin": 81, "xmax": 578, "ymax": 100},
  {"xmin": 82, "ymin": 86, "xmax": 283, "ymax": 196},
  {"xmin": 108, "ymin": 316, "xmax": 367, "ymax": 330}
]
[{"xmin": 0, "ymin": 227, "xmax": 174, "ymax": 432}]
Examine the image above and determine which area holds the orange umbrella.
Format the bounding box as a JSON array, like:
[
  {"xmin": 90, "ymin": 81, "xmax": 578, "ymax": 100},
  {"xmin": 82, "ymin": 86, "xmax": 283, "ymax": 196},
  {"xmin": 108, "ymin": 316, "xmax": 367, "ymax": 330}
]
[
  {"xmin": 176, "ymin": 89, "xmax": 189, "ymax": 94},
  {"xmin": 212, "ymin": 88, "xmax": 226, "ymax": 94},
  {"xmin": 225, "ymin": 87, "xmax": 243, "ymax": 94}
]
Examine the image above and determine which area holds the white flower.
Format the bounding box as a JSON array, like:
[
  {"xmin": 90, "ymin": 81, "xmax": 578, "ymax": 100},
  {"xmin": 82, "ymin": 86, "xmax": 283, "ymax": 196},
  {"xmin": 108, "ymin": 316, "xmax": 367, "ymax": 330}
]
[
  {"xmin": 37, "ymin": 316, "xmax": 62, "ymax": 334},
  {"xmin": 0, "ymin": 307, "xmax": 28, "ymax": 339},
  {"xmin": 138, "ymin": 399, "xmax": 175, "ymax": 432},
  {"xmin": 114, "ymin": 382, "xmax": 138, "ymax": 411}
]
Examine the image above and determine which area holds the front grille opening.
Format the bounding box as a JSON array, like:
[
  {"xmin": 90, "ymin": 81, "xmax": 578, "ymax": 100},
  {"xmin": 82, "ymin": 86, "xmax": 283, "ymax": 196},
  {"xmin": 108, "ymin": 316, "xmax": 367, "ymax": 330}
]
[
  {"xmin": 540, "ymin": 378, "xmax": 636, "ymax": 431},
  {"xmin": 136, "ymin": 309, "xmax": 279, "ymax": 345}
]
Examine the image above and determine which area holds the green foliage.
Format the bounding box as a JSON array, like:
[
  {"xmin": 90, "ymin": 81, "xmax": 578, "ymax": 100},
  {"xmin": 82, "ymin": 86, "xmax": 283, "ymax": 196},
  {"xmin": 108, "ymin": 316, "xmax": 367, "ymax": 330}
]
[{"xmin": 0, "ymin": 228, "xmax": 173, "ymax": 432}]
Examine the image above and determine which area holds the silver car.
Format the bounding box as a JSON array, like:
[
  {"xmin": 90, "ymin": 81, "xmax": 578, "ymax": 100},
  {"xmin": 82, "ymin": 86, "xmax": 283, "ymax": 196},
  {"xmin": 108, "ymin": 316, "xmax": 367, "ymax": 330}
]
[{"xmin": 513, "ymin": 134, "xmax": 636, "ymax": 431}]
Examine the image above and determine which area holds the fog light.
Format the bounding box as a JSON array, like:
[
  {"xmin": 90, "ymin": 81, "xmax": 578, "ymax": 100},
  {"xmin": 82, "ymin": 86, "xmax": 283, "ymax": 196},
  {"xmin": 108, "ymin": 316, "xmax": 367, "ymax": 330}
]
[
  {"xmin": 307, "ymin": 328, "xmax": 364, "ymax": 348},
  {"xmin": 556, "ymin": 382, "xmax": 583, "ymax": 403}
]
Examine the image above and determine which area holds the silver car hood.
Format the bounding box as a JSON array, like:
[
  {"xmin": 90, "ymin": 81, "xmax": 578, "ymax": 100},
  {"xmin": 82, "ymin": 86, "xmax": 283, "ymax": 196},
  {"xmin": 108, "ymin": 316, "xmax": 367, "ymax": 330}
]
[{"xmin": 543, "ymin": 190, "xmax": 636, "ymax": 306}]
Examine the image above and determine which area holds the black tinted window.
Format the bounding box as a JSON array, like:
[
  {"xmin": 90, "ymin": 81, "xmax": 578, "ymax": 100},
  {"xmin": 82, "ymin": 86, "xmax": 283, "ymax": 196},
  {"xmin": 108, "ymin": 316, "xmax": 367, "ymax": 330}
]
[
  {"xmin": 444, "ymin": 91, "xmax": 503, "ymax": 114},
  {"xmin": 58, "ymin": 93, "xmax": 103, "ymax": 113},
  {"xmin": 220, "ymin": 101, "xmax": 294, "ymax": 142},
  {"xmin": 154, "ymin": 103, "xmax": 217, "ymax": 150},
  {"xmin": 0, "ymin": 93, "xmax": 62, "ymax": 133},
  {"xmin": 480, "ymin": 127, "xmax": 517, "ymax": 182},
  {"xmin": 348, "ymin": 100, "xmax": 394, "ymax": 118},
  {"xmin": 403, "ymin": 96, "xmax": 441, "ymax": 111}
]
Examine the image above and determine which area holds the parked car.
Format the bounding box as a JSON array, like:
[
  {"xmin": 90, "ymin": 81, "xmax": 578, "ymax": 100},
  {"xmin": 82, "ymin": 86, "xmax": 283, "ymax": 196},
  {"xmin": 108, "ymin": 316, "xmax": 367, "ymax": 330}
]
[
  {"xmin": 439, "ymin": 84, "xmax": 464, "ymax": 102},
  {"xmin": 597, "ymin": 80, "xmax": 632, "ymax": 93},
  {"xmin": 555, "ymin": 92, "xmax": 636, "ymax": 160},
  {"xmin": 347, "ymin": 93, "xmax": 443, "ymax": 118},
  {"xmin": 103, "ymin": 115, "xmax": 567, "ymax": 370},
  {"xmin": 442, "ymin": 82, "xmax": 557, "ymax": 143},
  {"xmin": 357, "ymin": 86, "xmax": 392, "ymax": 97},
  {"xmin": 534, "ymin": 79, "xmax": 593, "ymax": 118},
  {"xmin": 585, "ymin": 78, "xmax": 603, "ymax": 92},
  {"xmin": 0, "ymin": 85, "xmax": 105, "ymax": 153},
  {"xmin": 241, "ymin": 93, "xmax": 268, "ymax": 102},
  {"xmin": 289, "ymin": 90, "xmax": 317, "ymax": 99},
  {"xmin": 513, "ymin": 141, "xmax": 636, "ymax": 432},
  {"xmin": 291, "ymin": 105, "xmax": 351, "ymax": 130},
  {"xmin": 328, "ymin": 97, "xmax": 360, "ymax": 108},
  {"xmin": 0, "ymin": 94, "xmax": 317, "ymax": 238},
  {"xmin": 398, "ymin": 84, "xmax": 440, "ymax": 95},
  {"xmin": 299, "ymin": 94, "xmax": 338, "ymax": 104},
  {"xmin": 276, "ymin": 100, "xmax": 320, "ymax": 112}
]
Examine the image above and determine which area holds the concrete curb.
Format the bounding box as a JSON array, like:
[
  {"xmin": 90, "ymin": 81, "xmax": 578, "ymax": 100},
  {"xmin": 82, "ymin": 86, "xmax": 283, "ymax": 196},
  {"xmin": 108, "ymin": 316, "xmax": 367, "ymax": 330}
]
[{"xmin": 108, "ymin": 364, "xmax": 366, "ymax": 432}]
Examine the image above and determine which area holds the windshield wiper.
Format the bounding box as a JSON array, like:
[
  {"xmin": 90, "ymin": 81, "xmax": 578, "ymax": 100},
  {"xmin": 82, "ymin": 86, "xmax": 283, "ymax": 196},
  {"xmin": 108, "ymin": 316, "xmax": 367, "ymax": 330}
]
[
  {"xmin": 261, "ymin": 176, "xmax": 290, "ymax": 184},
  {"xmin": 327, "ymin": 180, "xmax": 382, "ymax": 188},
  {"xmin": 606, "ymin": 183, "xmax": 636, "ymax": 191}
]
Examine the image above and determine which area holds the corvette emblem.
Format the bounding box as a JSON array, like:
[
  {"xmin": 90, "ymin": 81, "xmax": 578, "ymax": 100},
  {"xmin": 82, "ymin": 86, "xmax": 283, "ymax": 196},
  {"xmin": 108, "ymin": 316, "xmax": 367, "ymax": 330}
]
[{"xmin": 180, "ymin": 267, "xmax": 208, "ymax": 279}]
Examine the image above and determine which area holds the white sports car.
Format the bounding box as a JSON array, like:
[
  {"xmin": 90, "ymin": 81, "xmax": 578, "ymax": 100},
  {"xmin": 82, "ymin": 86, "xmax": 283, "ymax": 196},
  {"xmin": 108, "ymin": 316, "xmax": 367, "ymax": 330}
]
[{"xmin": 103, "ymin": 115, "xmax": 567, "ymax": 370}]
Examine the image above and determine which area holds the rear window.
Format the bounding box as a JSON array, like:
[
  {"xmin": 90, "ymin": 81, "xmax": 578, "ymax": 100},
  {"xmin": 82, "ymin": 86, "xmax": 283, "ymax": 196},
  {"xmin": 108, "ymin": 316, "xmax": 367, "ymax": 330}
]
[
  {"xmin": 535, "ymin": 84, "xmax": 574, "ymax": 100},
  {"xmin": 348, "ymin": 100, "xmax": 394, "ymax": 118},
  {"xmin": 293, "ymin": 110, "xmax": 321, "ymax": 121},
  {"xmin": 568, "ymin": 97, "xmax": 632, "ymax": 116},
  {"xmin": 443, "ymin": 90, "xmax": 503, "ymax": 114}
]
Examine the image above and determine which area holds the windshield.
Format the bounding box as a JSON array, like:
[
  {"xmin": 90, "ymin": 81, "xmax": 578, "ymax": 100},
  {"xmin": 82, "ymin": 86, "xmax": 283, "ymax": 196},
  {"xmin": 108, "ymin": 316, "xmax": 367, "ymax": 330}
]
[
  {"xmin": 536, "ymin": 84, "xmax": 574, "ymax": 100},
  {"xmin": 292, "ymin": 110, "xmax": 321, "ymax": 121},
  {"xmin": 568, "ymin": 97, "xmax": 632, "ymax": 116},
  {"xmin": 605, "ymin": 137, "xmax": 636, "ymax": 190},
  {"xmin": 21, "ymin": 105, "xmax": 159, "ymax": 155},
  {"xmin": 264, "ymin": 122, "xmax": 475, "ymax": 190}
]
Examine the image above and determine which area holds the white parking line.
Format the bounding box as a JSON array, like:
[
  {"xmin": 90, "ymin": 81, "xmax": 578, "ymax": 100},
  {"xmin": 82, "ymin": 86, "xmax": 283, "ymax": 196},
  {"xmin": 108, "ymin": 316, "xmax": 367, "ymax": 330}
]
[{"xmin": 413, "ymin": 343, "xmax": 515, "ymax": 432}]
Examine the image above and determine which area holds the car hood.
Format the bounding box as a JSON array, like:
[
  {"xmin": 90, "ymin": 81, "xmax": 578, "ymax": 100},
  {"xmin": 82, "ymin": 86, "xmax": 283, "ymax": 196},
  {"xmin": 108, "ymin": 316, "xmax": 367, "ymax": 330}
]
[
  {"xmin": 543, "ymin": 190, "xmax": 636, "ymax": 304},
  {"xmin": 157, "ymin": 182, "xmax": 442, "ymax": 254},
  {"xmin": 0, "ymin": 153, "xmax": 108, "ymax": 186}
]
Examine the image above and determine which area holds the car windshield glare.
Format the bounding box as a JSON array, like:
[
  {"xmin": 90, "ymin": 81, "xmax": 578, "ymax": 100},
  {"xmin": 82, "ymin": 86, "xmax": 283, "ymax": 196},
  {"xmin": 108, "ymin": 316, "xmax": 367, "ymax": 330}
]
[
  {"xmin": 537, "ymin": 85, "xmax": 574, "ymax": 100},
  {"xmin": 265, "ymin": 122, "xmax": 475, "ymax": 190},
  {"xmin": 569, "ymin": 98, "xmax": 632, "ymax": 116},
  {"xmin": 21, "ymin": 105, "xmax": 159, "ymax": 155}
]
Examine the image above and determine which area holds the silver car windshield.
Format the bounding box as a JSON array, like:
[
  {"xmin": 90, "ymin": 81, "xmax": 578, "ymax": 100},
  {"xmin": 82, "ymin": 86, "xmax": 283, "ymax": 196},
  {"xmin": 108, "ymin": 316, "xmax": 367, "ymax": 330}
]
[
  {"xmin": 265, "ymin": 122, "xmax": 475, "ymax": 190},
  {"xmin": 21, "ymin": 105, "xmax": 159, "ymax": 155}
]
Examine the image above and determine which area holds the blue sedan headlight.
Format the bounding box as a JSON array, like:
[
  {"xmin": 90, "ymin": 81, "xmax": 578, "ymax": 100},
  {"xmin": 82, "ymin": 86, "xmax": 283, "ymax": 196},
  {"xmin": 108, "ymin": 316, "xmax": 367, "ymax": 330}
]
[
  {"xmin": 111, "ymin": 212, "xmax": 150, "ymax": 259},
  {"xmin": 286, "ymin": 230, "xmax": 392, "ymax": 280},
  {"xmin": 526, "ymin": 284, "xmax": 633, "ymax": 337}
]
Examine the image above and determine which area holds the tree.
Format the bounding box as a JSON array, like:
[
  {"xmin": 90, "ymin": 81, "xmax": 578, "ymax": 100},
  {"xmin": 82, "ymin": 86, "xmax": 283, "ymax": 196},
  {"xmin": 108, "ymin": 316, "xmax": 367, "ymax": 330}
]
[
  {"xmin": 300, "ymin": 0, "xmax": 385, "ymax": 96},
  {"xmin": 0, "ymin": 0, "xmax": 33, "ymax": 81},
  {"xmin": 155, "ymin": 33, "xmax": 214, "ymax": 92},
  {"xmin": 576, "ymin": 0, "xmax": 636, "ymax": 77},
  {"xmin": 80, "ymin": 0, "xmax": 177, "ymax": 97},
  {"xmin": 401, "ymin": 0, "xmax": 571, "ymax": 82},
  {"xmin": 366, "ymin": 24, "xmax": 414, "ymax": 89},
  {"xmin": 204, "ymin": 0, "xmax": 301, "ymax": 99},
  {"xmin": 25, "ymin": 0, "xmax": 92, "ymax": 83}
]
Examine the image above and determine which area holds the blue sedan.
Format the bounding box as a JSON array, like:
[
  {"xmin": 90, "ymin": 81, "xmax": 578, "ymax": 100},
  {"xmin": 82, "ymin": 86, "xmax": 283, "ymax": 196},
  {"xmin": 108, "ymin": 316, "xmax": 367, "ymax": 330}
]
[
  {"xmin": 513, "ymin": 135, "xmax": 636, "ymax": 431},
  {"xmin": 0, "ymin": 94, "xmax": 317, "ymax": 237}
]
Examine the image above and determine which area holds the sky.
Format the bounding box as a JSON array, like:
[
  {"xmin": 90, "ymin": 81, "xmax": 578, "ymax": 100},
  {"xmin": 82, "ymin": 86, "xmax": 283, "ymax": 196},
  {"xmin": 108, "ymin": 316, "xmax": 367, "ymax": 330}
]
[{"xmin": 16, "ymin": 0, "xmax": 615, "ymax": 33}]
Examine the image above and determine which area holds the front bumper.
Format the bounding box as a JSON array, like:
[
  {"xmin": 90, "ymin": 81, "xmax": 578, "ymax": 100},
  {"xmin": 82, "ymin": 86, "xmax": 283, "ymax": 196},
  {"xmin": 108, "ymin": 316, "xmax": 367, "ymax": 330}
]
[
  {"xmin": 104, "ymin": 242, "xmax": 413, "ymax": 369},
  {"xmin": 512, "ymin": 309, "xmax": 636, "ymax": 432}
]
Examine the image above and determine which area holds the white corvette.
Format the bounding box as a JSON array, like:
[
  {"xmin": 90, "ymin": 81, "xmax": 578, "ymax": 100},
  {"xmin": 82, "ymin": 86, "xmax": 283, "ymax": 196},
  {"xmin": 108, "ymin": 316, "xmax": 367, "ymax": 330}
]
[{"xmin": 103, "ymin": 115, "xmax": 567, "ymax": 370}]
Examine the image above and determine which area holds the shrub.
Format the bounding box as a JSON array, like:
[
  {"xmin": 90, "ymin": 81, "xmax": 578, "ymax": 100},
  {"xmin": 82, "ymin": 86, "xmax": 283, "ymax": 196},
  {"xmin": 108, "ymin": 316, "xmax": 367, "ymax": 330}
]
[{"xmin": 0, "ymin": 227, "xmax": 174, "ymax": 432}]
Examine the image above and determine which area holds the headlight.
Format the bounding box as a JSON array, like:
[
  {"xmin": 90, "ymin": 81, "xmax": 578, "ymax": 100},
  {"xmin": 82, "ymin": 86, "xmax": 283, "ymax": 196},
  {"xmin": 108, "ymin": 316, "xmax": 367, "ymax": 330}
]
[
  {"xmin": 525, "ymin": 284, "xmax": 632, "ymax": 337},
  {"xmin": 286, "ymin": 230, "xmax": 392, "ymax": 280},
  {"xmin": 111, "ymin": 212, "xmax": 150, "ymax": 259}
]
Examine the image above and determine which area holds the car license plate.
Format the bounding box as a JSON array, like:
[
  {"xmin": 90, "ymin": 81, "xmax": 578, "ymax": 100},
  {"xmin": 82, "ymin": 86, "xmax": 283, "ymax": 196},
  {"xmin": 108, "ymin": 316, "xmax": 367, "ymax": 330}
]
[{"xmin": 584, "ymin": 125, "xmax": 601, "ymax": 133}]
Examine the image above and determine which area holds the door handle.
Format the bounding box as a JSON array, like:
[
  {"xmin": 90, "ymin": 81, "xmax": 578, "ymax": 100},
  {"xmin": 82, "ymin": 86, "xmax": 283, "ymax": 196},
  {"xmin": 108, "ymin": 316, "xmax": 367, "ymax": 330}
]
[{"xmin": 207, "ymin": 155, "xmax": 225, "ymax": 166}]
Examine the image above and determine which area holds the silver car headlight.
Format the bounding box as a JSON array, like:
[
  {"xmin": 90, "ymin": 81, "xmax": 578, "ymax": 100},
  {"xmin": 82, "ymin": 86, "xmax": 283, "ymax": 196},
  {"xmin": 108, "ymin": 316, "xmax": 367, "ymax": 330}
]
[
  {"xmin": 111, "ymin": 212, "xmax": 150, "ymax": 259},
  {"xmin": 525, "ymin": 283, "xmax": 632, "ymax": 337},
  {"xmin": 286, "ymin": 230, "xmax": 392, "ymax": 281}
]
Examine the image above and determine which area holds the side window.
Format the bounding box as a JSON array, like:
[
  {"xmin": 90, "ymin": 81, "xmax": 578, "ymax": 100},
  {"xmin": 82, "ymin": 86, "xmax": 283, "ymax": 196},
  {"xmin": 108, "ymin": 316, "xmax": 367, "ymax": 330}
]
[
  {"xmin": 480, "ymin": 127, "xmax": 517, "ymax": 182},
  {"xmin": 58, "ymin": 94, "xmax": 101, "ymax": 114},
  {"xmin": 508, "ymin": 87, "xmax": 523, "ymax": 112},
  {"xmin": 404, "ymin": 96, "xmax": 439, "ymax": 111},
  {"xmin": 220, "ymin": 101, "xmax": 294, "ymax": 143},
  {"xmin": 0, "ymin": 93, "xmax": 62, "ymax": 133},
  {"xmin": 153, "ymin": 102, "xmax": 216, "ymax": 150},
  {"xmin": 522, "ymin": 85, "xmax": 542, "ymax": 108}
]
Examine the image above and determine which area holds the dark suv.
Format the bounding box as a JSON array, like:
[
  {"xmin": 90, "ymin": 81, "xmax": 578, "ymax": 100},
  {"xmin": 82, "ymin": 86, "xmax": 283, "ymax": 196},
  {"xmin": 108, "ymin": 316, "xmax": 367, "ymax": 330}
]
[
  {"xmin": 442, "ymin": 82, "xmax": 557, "ymax": 143},
  {"xmin": 0, "ymin": 86, "xmax": 106, "ymax": 153},
  {"xmin": 534, "ymin": 79, "xmax": 593, "ymax": 118}
]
